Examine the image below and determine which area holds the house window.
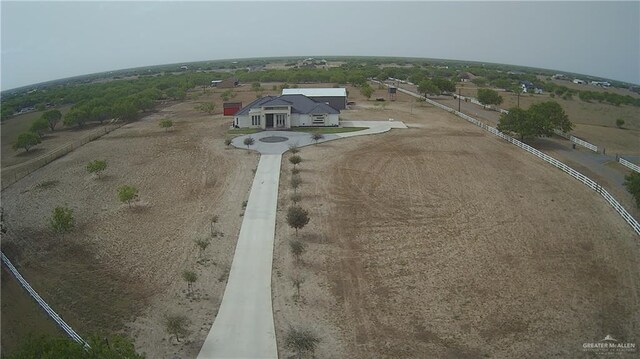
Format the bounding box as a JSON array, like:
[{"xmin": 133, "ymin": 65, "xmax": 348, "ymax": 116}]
[
  {"xmin": 251, "ymin": 115, "xmax": 261, "ymax": 126},
  {"xmin": 276, "ymin": 114, "xmax": 286, "ymax": 127},
  {"xmin": 312, "ymin": 114, "xmax": 325, "ymax": 125}
]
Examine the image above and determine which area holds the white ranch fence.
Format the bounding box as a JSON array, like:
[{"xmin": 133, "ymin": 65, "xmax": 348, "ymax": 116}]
[
  {"xmin": 384, "ymin": 82, "xmax": 640, "ymax": 236},
  {"xmin": 619, "ymin": 157, "xmax": 640, "ymax": 173},
  {"xmin": 1, "ymin": 252, "xmax": 89, "ymax": 348}
]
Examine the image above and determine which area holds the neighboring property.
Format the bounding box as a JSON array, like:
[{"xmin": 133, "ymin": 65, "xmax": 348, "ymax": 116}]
[
  {"xmin": 212, "ymin": 77, "xmax": 239, "ymax": 88},
  {"xmin": 520, "ymin": 80, "xmax": 544, "ymax": 94},
  {"xmin": 281, "ymin": 88, "xmax": 347, "ymax": 110},
  {"xmin": 223, "ymin": 102, "xmax": 242, "ymax": 116},
  {"xmin": 233, "ymin": 94, "xmax": 339, "ymax": 129},
  {"xmin": 573, "ymin": 79, "xmax": 586, "ymax": 85},
  {"xmin": 590, "ymin": 81, "xmax": 611, "ymax": 87}
]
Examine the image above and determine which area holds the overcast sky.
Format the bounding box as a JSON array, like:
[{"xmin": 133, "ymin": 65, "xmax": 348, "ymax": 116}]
[{"xmin": 1, "ymin": 1, "xmax": 639, "ymax": 90}]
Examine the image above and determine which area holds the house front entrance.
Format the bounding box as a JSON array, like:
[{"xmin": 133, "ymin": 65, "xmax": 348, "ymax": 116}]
[{"xmin": 265, "ymin": 114, "xmax": 274, "ymax": 128}]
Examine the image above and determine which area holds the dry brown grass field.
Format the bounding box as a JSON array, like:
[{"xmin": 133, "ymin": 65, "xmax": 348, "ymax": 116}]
[
  {"xmin": 2, "ymin": 79, "xmax": 638, "ymax": 358},
  {"xmin": 272, "ymin": 97, "xmax": 639, "ymax": 358},
  {"xmin": 1, "ymin": 99, "xmax": 258, "ymax": 358}
]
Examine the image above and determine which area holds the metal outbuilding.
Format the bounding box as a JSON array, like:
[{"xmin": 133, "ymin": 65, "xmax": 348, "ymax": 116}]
[{"xmin": 281, "ymin": 88, "xmax": 347, "ymax": 110}]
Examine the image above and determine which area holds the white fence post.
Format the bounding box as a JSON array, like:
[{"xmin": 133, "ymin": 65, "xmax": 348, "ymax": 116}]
[{"xmin": 619, "ymin": 157, "xmax": 640, "ymax": 173}]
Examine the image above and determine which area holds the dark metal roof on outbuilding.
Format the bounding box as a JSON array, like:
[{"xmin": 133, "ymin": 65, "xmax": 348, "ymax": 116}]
[{"xmin": 235, "ymin": 94, "xmax": 340, "ymax": 116}]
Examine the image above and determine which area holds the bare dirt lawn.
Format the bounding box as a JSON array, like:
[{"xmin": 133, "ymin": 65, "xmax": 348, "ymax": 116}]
[
  {"xmin": 1, "ymin": 101, "xmax": 258, "ymax": 358},
  {"xmin": 272, "ymin": 100, "xmax": 640, "ymax": 358}
]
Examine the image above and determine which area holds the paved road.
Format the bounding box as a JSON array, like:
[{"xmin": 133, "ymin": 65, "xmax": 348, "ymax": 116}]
[{"xmin": 197, "ymin": 154, "xmax": 281, "ymax": 359}]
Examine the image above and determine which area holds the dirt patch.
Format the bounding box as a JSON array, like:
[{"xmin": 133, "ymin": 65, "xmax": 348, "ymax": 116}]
[
  {"xmin": 0, "ymin": 100, "xmax": 259, "ymax": 357},
  {"xmin": 272, "ymin": 103, "xmax": 640, "ymax": 358}
]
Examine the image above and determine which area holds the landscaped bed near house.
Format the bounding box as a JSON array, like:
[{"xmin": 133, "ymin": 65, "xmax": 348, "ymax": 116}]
[{"xmin": 291, "ymin": 126, "xmax": 368, "ymax": 134}]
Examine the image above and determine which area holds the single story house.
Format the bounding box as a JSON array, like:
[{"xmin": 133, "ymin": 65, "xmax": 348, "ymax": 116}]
[
  {"xmin": 281, "ymin": 88, "xmax": 347, "ymax": 110},
  {"xmin": 233, "ymin": 94, "xmax": 339, "ymax": 129},
  {"xmin": 573, "ymin": 79, "xmax": 586, "ymax": 85}
]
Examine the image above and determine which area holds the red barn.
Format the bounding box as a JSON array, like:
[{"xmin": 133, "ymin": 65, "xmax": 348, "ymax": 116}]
[{"xmin": 223, "ymin": 102, "xmax": 242, "ymax": 116}]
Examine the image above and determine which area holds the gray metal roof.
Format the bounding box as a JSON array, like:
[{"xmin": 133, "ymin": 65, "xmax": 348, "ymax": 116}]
[
  {"xmin": 282, "ymin": 88, "xmax": 347, "ymax": 97},
  {"xmin": 235, "ymin": 94, "xmax": 339, "ymax": 116}
]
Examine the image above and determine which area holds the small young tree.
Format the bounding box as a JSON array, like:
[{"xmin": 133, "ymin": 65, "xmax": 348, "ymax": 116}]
[
  {"xmin": 194, "ymin": 238, "xmax": 211, "ymax": 258},
  {"xmin": 182, "ymin": 270, "xmax": 198, "ymax": 295},
  {"xmin": 289, "ymin": 155, "xmax": 302, "ymax": 168},
  {"xmin": 243, "ymin": 137, "xmax": 255, "ymax": 151},
  {"xmin": 624, "ymin": 172, "xmax": 640, "ymax": 208},
  {"xmin": 287, "ymin": 206, "xmax": 310, "ymax": 236},
  {"xmin": 289, "ymin": 240, "xmax": 306, "ymax": 263},
  {"xmin": 13, "ymin": 132, "xmax": 41, "ymax": 152},
  {"xmin": 288, "ymin": 143, "xmax": 300, "ymax": 154},
  {"xmin": 50, "ymin": 206, "xmax": 74, "ymax": 238},
  {"xmin": 195, "ymin": 102, "xmax": 216, "ymax": 114},
  {"xmin": 290, "ymin": 175, "xmax": 302, "ymax": 194},
  {"xmin": 290, "ymin": 192, "xmax": 302, "ymax": 204},
  {"xmin": 117, "ymin": 185, "xmax": 139, "ymax": 208},
  {"xmin": 616, "ymin": 118, "xmax": 625, "ymax": 128},
  {"xmin": 164, "ymin": 314, "xmax": 189, "ymax": 342},
  {"xmin": 251, "ymin": 82, "xmax": 262, "ymax": 92},
  {"xmin": 86, "ymin": 160, "xmax": 107, "ymax": 178},
  {"xmin": 210, "ymin": 215, "xmax": 219, "ymax": 236},
  {"xmin": 159, "ymin": 119, "xmax": 173, "ymax": 132},
  {"xmin": 285, "ymin": 327, "xmax": 320, "ymax": 359},
  {"xmin": 291, "ymin": 167, "xmax": 300, "ymax": 176},
  {"xmin": 224, "ymin": 138, "xmax": 233, "ymax": 147},
  {"xmin": 29, "ymin": 117, "xmax": 49, "ymax": 138},
  {"xmin": 291, "ymin": 274, "xmax": 305, "ymax": 302},
  {"xmin": 311, "ymin": 132, "xmax": 324, "ymax": 145}
]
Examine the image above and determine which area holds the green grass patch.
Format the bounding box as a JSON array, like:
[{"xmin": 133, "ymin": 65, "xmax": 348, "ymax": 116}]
[
  {"xmin": 34, "ymin": 180, "xmax": 60, "ymax": 190},
  {"xmin": 291, "ymin": 127, "xmax": 369, "ymax": 134},
  {"xmin": 226, "ymin": 128, "xmax": 263, "ymax": 135}
]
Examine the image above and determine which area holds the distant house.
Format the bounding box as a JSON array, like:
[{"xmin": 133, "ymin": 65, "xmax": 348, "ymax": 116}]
[
  {"xmin": 233, "ymin": 94, "xmax": 339, "ymax": 129},
  {"xmin": 223, "ymin": 102, "xmax": 242, "ymax": 116},
  {"xmin": 212, "ymin": 77, "xmax": 239, "ymax": 88},
  {"xmin": 552, "ymin": 73, "xmax": 568, "ymax": 80},
  {"xmin": 458, "ymin": 72, "xmax": 476, "ymax": 82},
  {"xmin": 281, "ymin": 88, "xmax": 347, "ymax": 110},
  {"xmin": 573, "ymin": 79, "xmax": 586, "ymax": 85},
  {"xmin": 180, "ymin": 65, "xmax": 188, "ymax": 70},
  {"xmin": 590, "ymin": 81, "xmax": 611, "ymax": 87},
  {"xmin": 520, "ymin": 81, "xmax": 543, "ymax": 94}
]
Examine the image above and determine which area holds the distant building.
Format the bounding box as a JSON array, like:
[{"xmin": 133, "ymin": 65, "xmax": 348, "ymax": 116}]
[
  {"xmin": 590, "ymin": 81, "xmax": 611, "ymax": 87},
  {"xmin": 281, "ymin": 88, "xmax": 347, "ymax": 110},
  {"xmin": 552, "ymin": 73, "xmax": 568, "ymax": 80},
  {"xmin": 211, "ymin": 77, "xmax": 239, "ymax": 88},
  {"xmin": 520, "ymin": 81, "xmax": 543, "ymax": 94},
  {"xmin": 233, "ymin": 94, "xmax": 339, "ymax": 129},
  {"xmin": 573, "ymin": 79, "xmax": 586, "ymax": 85},
  {"xmin": 223, "ymin": 102, "xmax": 242, "ymax": 116}
]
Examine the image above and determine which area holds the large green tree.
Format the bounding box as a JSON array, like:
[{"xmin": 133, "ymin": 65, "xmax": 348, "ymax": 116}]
[
  {"xmin": 477, "ymin": 88, "xmax": 503, "ymax": 108},
  {"xmin": 42, "ymin": 109, "xmax": 62, "ymax": 131},
  {"xmin": 13, "ymin": 132, "xmax": 41, "ymax": 152},
  {"xmin": 432, "ymin": 78, "xmax": 456, "ymax": 93},
  {"xmin": 63, "ymin": 109, "xmax": 89, "ymax": 128},
  {"xmin": 418, "ymin": 80, "xmax": 439, "ymax": 98},
  {"xmin": 29, "ymin": 117, "xmax": 49, "ymax": 138},
  {"xmin": 498, "ymin": 101, "xmax": 573, "ymax": 140}
]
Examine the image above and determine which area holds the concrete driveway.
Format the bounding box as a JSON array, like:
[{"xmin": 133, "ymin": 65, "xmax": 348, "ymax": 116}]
[{"xmin": 197, "ymin": 155, "xmax": 281, "ymax": 359}]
